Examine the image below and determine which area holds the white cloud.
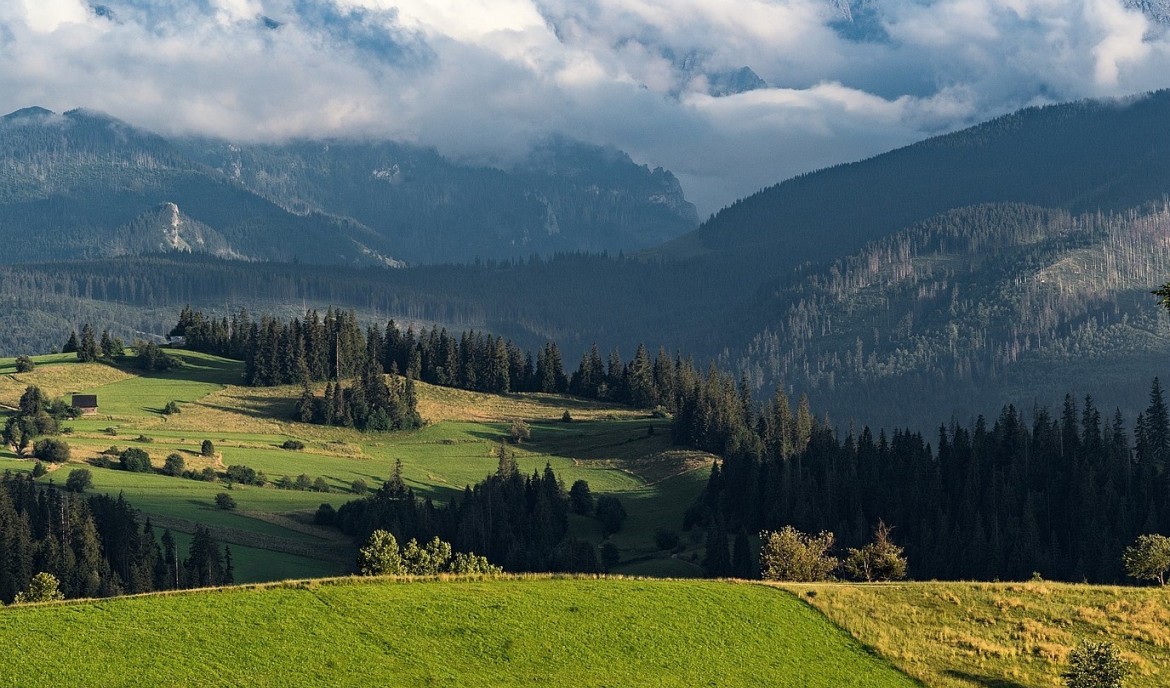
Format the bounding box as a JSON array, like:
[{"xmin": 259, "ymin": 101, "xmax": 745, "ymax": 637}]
[{"xmin": 0, "ymin": 0, "xmax": 1168, "ymax": 215}]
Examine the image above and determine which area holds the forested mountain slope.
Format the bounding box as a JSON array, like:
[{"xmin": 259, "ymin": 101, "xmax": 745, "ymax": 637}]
[
  {"xmin": 724, "ymin": 202, "xmax": 1170, "ymax": 427},
  {"xmin": 180, "ymin": 136, "xmax": 696, "ymax": 264},
  {"xmin": 657, "ymin": 91, "xmax": 1170, "ymax": 278},
  {"xmin": 0, "ymin": 107, "xmax": 696, "ymax": 266}
]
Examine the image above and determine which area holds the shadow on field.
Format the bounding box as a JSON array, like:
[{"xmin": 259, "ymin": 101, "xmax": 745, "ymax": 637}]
[
  {"xmin": 943, "ymin": 670, "xmax": 1029, "ymax": 688},
  {"xmin": 203, "ymin": 395, "xmax": 293, "ymax": 420}
]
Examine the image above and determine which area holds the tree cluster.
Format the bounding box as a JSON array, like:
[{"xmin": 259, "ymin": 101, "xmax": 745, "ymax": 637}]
[
  {"xmin": 334, "ymin": 458, "xmax": 602, "ymax": 573},
  {"xmin": 681, "ymin": 368, "xmax": 1170, "ymax": 583},
  {"xmin": 0, "ymin": 472, "xmax": 230, "ymax": 604}
]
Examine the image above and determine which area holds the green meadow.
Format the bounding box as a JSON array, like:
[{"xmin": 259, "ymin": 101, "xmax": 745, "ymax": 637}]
[
  {"xmin": 0, "ymin": 577, "xmax": 919, "ymax": 688},
  {"xmin": 1, "ymin": 351, "xmax": 713, "ymax": 581}
]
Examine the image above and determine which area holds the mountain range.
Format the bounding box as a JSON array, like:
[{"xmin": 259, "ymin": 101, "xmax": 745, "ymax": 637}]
[
  {"xmin": 4, "ymin": 92, "xmax": 1170, "ymax": 429},
  {"xmin": 0, "ymin": 107, "xmax": 697, "ymax": 266}
]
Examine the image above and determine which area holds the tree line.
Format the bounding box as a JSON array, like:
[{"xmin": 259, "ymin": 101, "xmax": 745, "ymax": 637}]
[
  {"xmin": 0, "ymin": 472, "xmax": 231, "ymax": 604},
  {"xmin": 171, "ymin": 305, "xmax": 702, "ymax": 414},
  {"xmin": 677, "ymin": 362, "xmax": 1170, "ymax": 583},
  {"xmin": 328, "ymin": 454, "xmax": 618, "ymax": 573}
]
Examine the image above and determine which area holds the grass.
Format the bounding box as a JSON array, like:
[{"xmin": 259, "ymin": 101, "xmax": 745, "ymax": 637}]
[
  {"xmin": 779, "ymin": 580, "xmax": 1170, "ymax": 688},
  {"xmin": 0, "ymin": 577, "xmax": 919, "ymax": 687},
  {"xmin": 2, "ymin": 350, "xmax": 712, "ymax": 582}
]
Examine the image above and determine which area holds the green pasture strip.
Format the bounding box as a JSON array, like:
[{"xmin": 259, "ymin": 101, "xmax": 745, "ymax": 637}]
[{"xmin": 0, "ymin": 577, "xmax": 919, "ymax": 688}]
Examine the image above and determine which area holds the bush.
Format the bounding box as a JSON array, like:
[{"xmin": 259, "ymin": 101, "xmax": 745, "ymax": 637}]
[
  {"xmin": 215, "ymin": 492, "xmax": 237, "ymax": 510},
  {"xmin": 31, "ymin": 461, "xmax": 47, "ymax": 478},
  {"xmin": 315, "ymin": 503, "xmax": 336, "ymax": 526},
  {"xmin": 104, "ymin": 427, "xmax": 118, "ymax": 436},
  {"xmin": 226, "ymin": 464, "xmax": 259, "ymax": 485},
  {"xmin": 162, "ymin": 401, "xmax": 180, "ymax": 415},
  {"xmin": 312, "ymin": 477, "xmax": 331, "ymax": 493},
  {"xmin": 135, "ymin": 434, "xmax": 154, "ymax": 443},
  {"xmin": 163, "ymin": 453, "xmax": 185, "ymax": 477},
  {"xmin": 295, "ymin": 474, "xmax": 312, "ymax": 491},
  {"xmin": 14, "ymin": 355, "xmax": 35, "ymax": 373},
  {"xmin": 281, "ymin": 439, "xmax": 305, "ymax": 450},
  {"xmin": 1063, "ymin": 640, "xmax": 1129, "ymax": 688},
  {"xmin": 654, "ymin": 528, "xmax": 680, "ymax": 551},
  {"xmin": 119, "ymin": 447, "xmax": 152, "ymax": 472},
  {"xmin": 561, "ymin": 410, "xmax": 572, "ymax": 423},
  {"xmin": 200, "ymin": 467, "xmax": 218, "ymax": 482},
  {"xmin": 350, "ymin": 479, "xmax": 368, "ymax": 495},
  {"xmin": 13, "ymin": 572, "xmax": 64, "ymax": 604},
  {"xmin": 760, "ymin": 526, "xmax": 838, "ymax": 582},
  {"xmin": 32, "ymin": 438, "xmax": 70, "ymax": 463},
  {"xmin": 65, "ymin": 468, "xmax": 93, "ymax": 492},
  {"xmin": 508, "ymin": 419, "xmax": 531, "ymax": 444}
]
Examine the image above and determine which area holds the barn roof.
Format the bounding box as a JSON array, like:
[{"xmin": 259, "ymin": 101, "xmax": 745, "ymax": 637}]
[{"xmin": 71, "ymin": 394, "xmax": 98, "ymax": 408}]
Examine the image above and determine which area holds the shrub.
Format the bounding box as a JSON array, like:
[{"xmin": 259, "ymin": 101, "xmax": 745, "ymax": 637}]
[
  {"xmin": 1063, "ymin": 640, "xmax": 1129, "ymax": 688},
  {"xmin": 200, "ymin": 440, "xmax": 215, "ymax": 457},
  {"xmin": 119, "ymin": 447, "xmax": 152, "ymax": 472},
  {"xmin": 350, "ymin": 479, "xmax": 368, "ymax": 495},
  {"xmin": 281, "ymin": 439, "xmax": 305, "ymax": 450},
  {"xmin": 104, "ymin": 427, "xmax": 118, "ymax": 436},
  {"xmin": 226, "ymin": 464, "xmax": 259, "ymax": 485},
  {"xmin": 13, "ymin": 572, "xmax": 64, "ymax": 604},
  {"xmin": 561, "ymin": 410, "xmax": 572, "ymax": 423},
  {"xmin": 32, "ymin": 438, "xmax": 70, "ymax": 463},
  {"xmin": 312, "ymin": 477, "xmax": 331, "ymax": 493},
  {"xmin": 14, "ymin": 355, "xmax": 35, "ymax": 373},
  {"xmin": 215, "ymin": 492, "xmax": 237, "ymax": 510},
  {"xmin": 508, "ymin": 419, "xmax": 531, "ymax": 444},
  {"xmin": 65, "ymin": 468, "xmax": 93, "ymax": 492},
  {"xmin": 31, "ymin": 461, "xmax": 47, "ymax": 478},
  {"xmin": 760, "ymin": 526, "xmax": 838, "ymax": 582},
  {"xmin": 163, "ymin": 453, "xmax": 185, "ymax": 477},
  {"xmin": 842, "ymin": 521, "xmax": 908, "ymax": 582},
  {"xmin": 1123, "ymin": 533, "xmax": 1170, "ymax": 585},
  {"xmin": 162, "ymin": 401, "xmax": 180, "ymax": 415},
  {"xmin": 295, "ymin": 474, "xmax": 312, "ymax": 491},
  {"xmin": 200, "ymin": 467, "xmax": 218, "ymax": 482},
  {"xmin": 315, "ymin": 503, "xmax": 336, "ymax": 526},
  {"xmin": 135, "ymin": 434, "xmax": 154, "ymax": 443}
]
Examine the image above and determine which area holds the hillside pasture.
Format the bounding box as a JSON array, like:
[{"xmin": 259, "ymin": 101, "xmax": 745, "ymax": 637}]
[
  {"xmin": 784, "ymin": 580, "xmax": 1170, "ymax": 688},
  {"xmin": 0, "ymin": 577, "xmax": 919, "ymax": 688}
]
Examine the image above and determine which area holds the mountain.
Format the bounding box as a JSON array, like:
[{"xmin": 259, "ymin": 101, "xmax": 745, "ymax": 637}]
[
  {"xmin": 0, "ymin": 107, "xmax": 400, "ymax": 265},
  {"xmin": 0, "ymin": 107, "xmax": 697, "ymax": 266},
  {"xmin": 722, "ymin": 202, "xmax": 1170, "ymax": 428},
  {"xmin": 654, "ymin": 91, "xmax": 1170, "ymax": 278},
  {"xmin": 4, "ymin": 93, "xmax": 1170, "ymax": 432}
]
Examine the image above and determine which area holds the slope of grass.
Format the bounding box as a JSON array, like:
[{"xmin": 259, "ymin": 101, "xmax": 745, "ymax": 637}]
[
  {"xmin": 0, "ymin": 577, "xmax": 918, "ymax": 688},
  {"xmin": 3, "ymin": 351, "xmax": 709, "ymax": 582},
  {"xmin": 782, "ymin": 580, "xmax": 1170, "ymax": 688}
]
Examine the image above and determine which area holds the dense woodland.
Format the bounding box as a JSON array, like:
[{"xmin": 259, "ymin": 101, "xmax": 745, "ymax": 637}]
[
  {"xmin": 0, "ymin": 472, "xmax": 231, "ymax": 604},
  {"xmin": 332, "ymin": 456, "xmax": 603, "ymax": 573},
  {"xmin": 678, "ymin": 357, "xmax": 1170, "ymax": 583}
]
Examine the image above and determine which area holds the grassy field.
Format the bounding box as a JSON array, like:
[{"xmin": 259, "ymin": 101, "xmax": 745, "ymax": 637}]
[
  {"xmin": 780, "ymin": 580, "xmax": 1170, "ymax": 688},
  {"xmin": 0, "ymin": 577, "xmax": 918, "ymax": 687},
  {"xmin": 1, "ymin": 351, "xmax": 714, "ymax": 582}
]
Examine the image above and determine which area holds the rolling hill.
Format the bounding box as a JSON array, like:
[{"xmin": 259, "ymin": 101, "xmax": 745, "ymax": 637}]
[{"xmin": 0, "ymin": 577, "xmax": 917, "ymax": 688}]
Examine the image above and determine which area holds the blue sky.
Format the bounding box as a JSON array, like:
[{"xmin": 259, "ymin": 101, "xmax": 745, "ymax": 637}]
[{"xmin": 3, "ymin": 0, "xmax": 1169, "ymax": 214}]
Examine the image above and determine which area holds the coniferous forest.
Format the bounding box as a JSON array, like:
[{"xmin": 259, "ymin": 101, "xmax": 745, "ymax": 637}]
[{"xmin": 0, "ymin": 472, "xmax": 231, "ymax": 604}]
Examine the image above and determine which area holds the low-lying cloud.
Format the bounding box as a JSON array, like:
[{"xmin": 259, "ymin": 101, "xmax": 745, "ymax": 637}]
[{"xmin": 2, "ymin": 0, "xmax": 1168, "ymax": 214}]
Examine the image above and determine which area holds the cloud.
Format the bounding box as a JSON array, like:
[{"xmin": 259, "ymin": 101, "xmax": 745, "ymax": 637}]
[{"xmin": 0, "ymin": 0, "xmax": 1168, "ymax": 215}]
